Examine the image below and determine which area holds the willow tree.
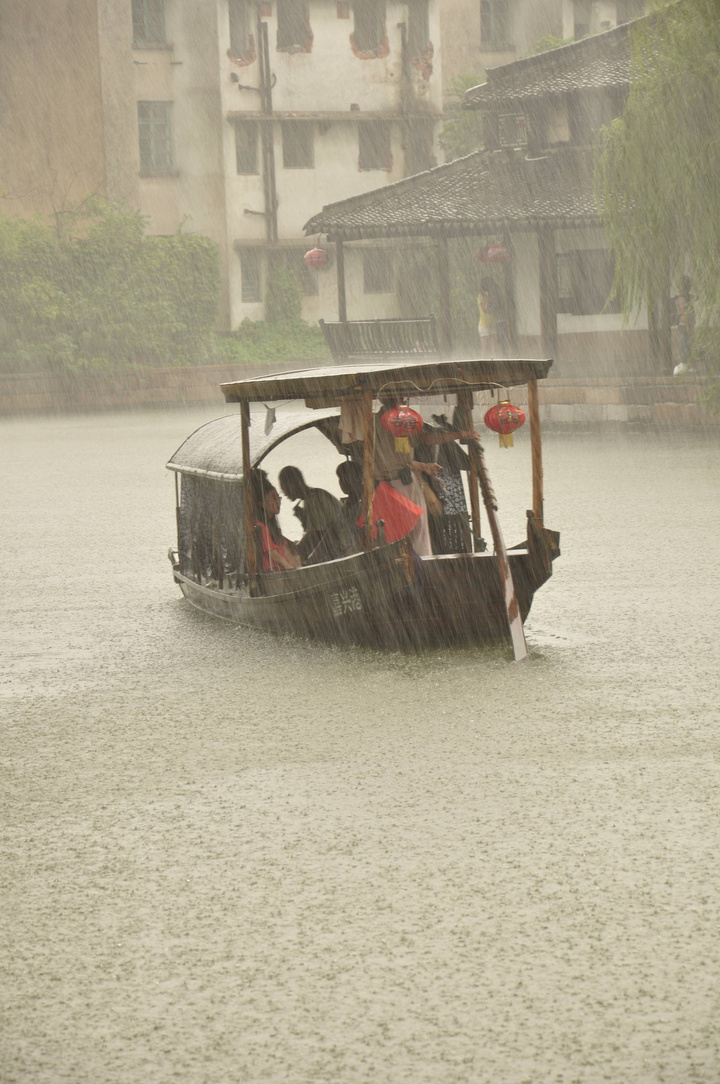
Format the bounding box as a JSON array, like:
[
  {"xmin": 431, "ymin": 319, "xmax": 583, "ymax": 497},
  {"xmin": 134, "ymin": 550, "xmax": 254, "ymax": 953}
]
[{"xmin": 597, "ymin": 0, "xmax": 720, "ymax": 375}]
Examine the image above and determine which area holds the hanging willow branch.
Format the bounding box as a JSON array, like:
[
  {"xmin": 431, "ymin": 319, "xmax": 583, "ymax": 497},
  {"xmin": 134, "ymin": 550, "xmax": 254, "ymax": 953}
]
[{"xmin": 596, "ymin": 0, "xmax": 720, "ymax": 370}]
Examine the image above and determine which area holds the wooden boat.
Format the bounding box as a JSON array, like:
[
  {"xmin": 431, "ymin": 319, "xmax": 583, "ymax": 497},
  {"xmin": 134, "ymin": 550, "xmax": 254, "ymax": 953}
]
[{"xmin": 167, "ymin": 354, "xmax": 559, "ymax": 656}]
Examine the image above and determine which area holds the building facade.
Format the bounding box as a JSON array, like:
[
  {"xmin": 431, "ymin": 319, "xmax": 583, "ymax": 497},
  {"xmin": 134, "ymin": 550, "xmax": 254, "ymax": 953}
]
[{"xmin": 0, "ymin": 0, "xmax": 443, "ymax": 328}]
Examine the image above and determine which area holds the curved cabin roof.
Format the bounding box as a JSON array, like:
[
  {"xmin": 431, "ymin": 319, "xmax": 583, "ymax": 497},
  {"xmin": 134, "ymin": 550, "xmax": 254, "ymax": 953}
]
[
  {"xmin": 166, "ymin": 408, "xmax": 340, "ymax": 481},
  {"xmin": 220, "ymin": 357, "xmax": 552, "ymax": 405}
]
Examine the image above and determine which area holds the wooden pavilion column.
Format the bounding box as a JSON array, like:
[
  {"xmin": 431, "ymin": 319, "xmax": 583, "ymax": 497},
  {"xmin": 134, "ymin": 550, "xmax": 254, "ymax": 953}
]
[
  {"xmin": 538, "ymin": 226, "xmax": 557, "ymax": 359},
  {"xmin": 361, "ymin": 389, "xmax": 375, "ymax": 552},
  {"xmin": 457, "ymin": 387, "xmax": 481, "ymax": 550},
  {"xmin": 336, "ymin": 238, "xmax": 347, "ymax": 323},
  {"xmin": 527, "ymin": 378, "xmax": 544, "ymax": 525},
  {"xmin": 240, "ymin": 401, "xmax": 258, "ymax": 596},
  {"xmin": 437, "ymin": 234, "xmax": 452, "ymax": 357}
]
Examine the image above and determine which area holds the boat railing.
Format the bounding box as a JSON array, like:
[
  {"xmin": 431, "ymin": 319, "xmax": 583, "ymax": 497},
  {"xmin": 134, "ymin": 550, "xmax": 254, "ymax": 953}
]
[{"xmin": 319, "ymin": 316, "xmax": 439, "ymax": 363}]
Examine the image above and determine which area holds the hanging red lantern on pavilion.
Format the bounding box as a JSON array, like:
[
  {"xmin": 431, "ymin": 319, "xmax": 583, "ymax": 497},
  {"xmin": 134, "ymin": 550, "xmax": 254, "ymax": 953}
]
[
  {"xmin": 484, "ymin": 399, "xmax": 525, "ymax": 448},
  {"xmin": 380, "ymin": 404, "xmax": 423, "ymax": 453},
  {"xmin": 304, "ymin": 247, "xmax": 328, "ymax": 269}
]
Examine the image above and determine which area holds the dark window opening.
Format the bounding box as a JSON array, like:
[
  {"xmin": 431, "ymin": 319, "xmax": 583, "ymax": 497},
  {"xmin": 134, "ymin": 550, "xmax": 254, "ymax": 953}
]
[
  {"xmin": 363, "ymin": 248, "xmax": 394, "ymax": 294},
  {"xmin": 132, "ymin": 0, "xmax": 165, "ymax": 43},
  {"xmin": 138, "ymin": 101, "xmax": 173, "ymax": 175},
  {"xmin": 407, "ymin": 0, "xmax": 430, "ymax": 57},
  {"xmin": 229, "ymin": 0, "xmax": 251, "ymax": 56},
  {"xmin": 556, "ymin": 249, "xmax": 621, "ymax": 316},
  {"xmin": 235, "ymin": 122, "xmax": 258, "ymax": 173},
  {"xmin": 282, "ymin": 122, "xmax": 314, "ymax": 168},
  {"xmin": 480, "ymin": 0, "xmax": 509, "ymax": 45},
  {"xmin": 358, "ymin": 122, "xmax": 391, "ymax": 170},
  {"xmin": 573, "ymin": 0, "xmax": 590, "ymax": 38},
  {"xmin": 240, "ymin": 249, "xmax": 262, "ymax": 302},
  {"xmin": 406, "ymin": 122, "xmax": 434, "ymax": 175},
  {"xmin": 353, "ymin": 0, "xmax": 386, "ymax": 52},
  {"xmin": 277, "ymin": 0, "xmax": 311, "ymax": 50}
]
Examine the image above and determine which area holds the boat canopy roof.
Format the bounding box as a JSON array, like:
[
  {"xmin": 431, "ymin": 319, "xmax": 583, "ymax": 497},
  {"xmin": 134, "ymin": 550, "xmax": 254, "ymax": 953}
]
[
  {"xmin": 166, "ymin": 407, "xmax": 340, "ymax": 481},
  {"xmin": 220, "ymin": 356, "xmax": 552, "ymax": 405}
]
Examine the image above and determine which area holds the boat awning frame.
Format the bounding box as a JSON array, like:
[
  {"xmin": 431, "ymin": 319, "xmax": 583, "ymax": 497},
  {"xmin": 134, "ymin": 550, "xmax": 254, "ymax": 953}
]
[{"xmin": 220, "ymin": 356, "xmax": 552, "ymax": 406}]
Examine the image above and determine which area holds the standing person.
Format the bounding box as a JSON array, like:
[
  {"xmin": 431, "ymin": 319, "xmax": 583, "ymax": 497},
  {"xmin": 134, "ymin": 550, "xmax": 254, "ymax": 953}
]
[
  {"xmin": 250, "ymin": 470, "xmax": 302, "ymax": 572},
  {"xmin": 278, "ymin": 466, "xmax": 341, "ymax": 561},
  {"xmin": 477, "ymin": 277, "xmax": 498, "ymax": 359},
  {"xmin": 374, "ymin": 398, "xmax": 480, "ymax": 557}
]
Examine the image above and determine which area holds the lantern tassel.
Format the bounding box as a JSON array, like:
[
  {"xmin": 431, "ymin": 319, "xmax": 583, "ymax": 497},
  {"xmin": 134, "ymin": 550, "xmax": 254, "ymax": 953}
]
[
  {"xmin": 394, "ymin": 437, "xmax": 411, "ymax": 453},
  {"xmin": 499, "ymin": 433, "xmax": 514, "ymax": 448}
]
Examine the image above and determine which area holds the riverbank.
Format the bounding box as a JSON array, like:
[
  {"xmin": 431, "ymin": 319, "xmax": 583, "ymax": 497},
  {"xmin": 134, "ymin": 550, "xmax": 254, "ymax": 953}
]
[{"xmin": 1, "ymin": 363, "xmax": 718, "ymax": 427}]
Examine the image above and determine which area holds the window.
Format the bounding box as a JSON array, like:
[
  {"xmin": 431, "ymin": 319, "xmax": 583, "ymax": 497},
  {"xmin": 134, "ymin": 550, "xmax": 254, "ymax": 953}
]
[
  {"xmin": 498, "ymin": 112, "xmax": 527, "ymax": 147},
  {"xmin": 282, "ymin": 122, "xmax": 314, "ymax": 169},
  {"xmin": 235, "ymin": 122, "xmax": 258, "ymax": 173},
  {"xmin": 407, "ymin": 0, "xmax": 429, "ymax": 57},
  {"xmin": 480, "ymin": 0, "xmax": 509, "ymax": 45},
  {"xmin": 353, "ymin": 0, "xmax": 386, "ymax": 52},
  {"xmin": 406, "ymin": 120, "xmax": 434, "ymax": 175},
  {"xmin": 556, "ymin": 249, "xmax": 621, "ymax": 315},
  {"xmin": 358, "ymin": 122, "xmax": 391, "ymax": 170},
  {"xmin": 229, "ymin": 0, "xmax": 251, "ymax": 57},
  {"xmin": 137, "ymin": 101, "xmax": 173, "ymax": 176},
  {"xmin": 240, "ymin": 249, "xmax": 262, "ymax": 302},
  {"xmin": 363, "ymin": 248, "xmax": 394, "ymax": 294},
  {"xmin": 277, "ymin": 0, "xmax": 311, "ymax": 50},
  {"xmin": 132, "ymin": 0, "xmax": 165, "ymax": 43}
]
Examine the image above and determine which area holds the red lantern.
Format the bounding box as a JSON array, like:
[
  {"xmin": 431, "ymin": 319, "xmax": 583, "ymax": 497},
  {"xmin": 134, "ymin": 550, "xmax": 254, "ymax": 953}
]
[
  {"xmin": 486, "ymin": 243, "xmax": 511, "ymax": 263},
  {"xmin": 380, "ymin": 404, "xmax": 423, "ymax": 453},
  {"xmin": 484, "ymin": 399, "xmax": 525, "ymax": 448},
  {"xmin": 304, "ymin": 247, "xmax": 327, "ymax": 269}
]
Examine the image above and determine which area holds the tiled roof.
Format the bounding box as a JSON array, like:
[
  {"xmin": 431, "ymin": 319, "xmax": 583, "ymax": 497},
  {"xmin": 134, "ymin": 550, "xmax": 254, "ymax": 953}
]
[
  {"xmin": 304, "ymin": 145, "xmax": 600, "ymax": 239},
  {"xmin": 464, "ymin": 19, "xmax": 637, "ymax": 108}
]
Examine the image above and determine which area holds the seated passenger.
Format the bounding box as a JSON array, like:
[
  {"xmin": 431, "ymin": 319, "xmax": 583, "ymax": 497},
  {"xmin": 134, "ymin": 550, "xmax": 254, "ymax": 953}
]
[
  {"xmin": 278, "ymin": 466, "xmax": 342, "ymax": 561},
  {"xmin": 306, "ymin": 461, "xmax": 363, "ymax": 563},
  {"xmin": 250, "ymin": 469, "xmax": 302, "ymax": 573}
]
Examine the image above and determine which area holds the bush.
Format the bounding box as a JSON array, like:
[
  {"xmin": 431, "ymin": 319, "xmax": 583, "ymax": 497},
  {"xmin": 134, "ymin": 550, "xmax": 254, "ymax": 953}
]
[
  {"xmin": 217, "ymin": 320, "xmax": 331, "ymax": 368},
  {"xmin": 0, "ymin": 199, "xmax": 220, "ymax": 373}
]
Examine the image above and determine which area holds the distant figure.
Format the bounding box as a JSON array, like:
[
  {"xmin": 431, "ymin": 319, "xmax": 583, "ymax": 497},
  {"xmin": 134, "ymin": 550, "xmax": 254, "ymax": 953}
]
[
  {"xmin": 278, "ymin": 466, "xmax": 342, "ymax": 561},
  {"xmin": 477, "ymin": 277, "xmax": 498, "ymax": 359},
  {"xmin": 674, "ymin": 275, "xmax": 695, "ymax": 373},
  {"xmin": 250, "ymin": 469, "xmax": 302, "ymax": 573}
]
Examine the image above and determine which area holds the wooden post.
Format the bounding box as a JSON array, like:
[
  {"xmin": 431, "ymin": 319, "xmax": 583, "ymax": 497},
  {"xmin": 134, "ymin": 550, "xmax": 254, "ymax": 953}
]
[
  {"xmin": 361, "ymin": 389, "xmax": 375, "ymax": 552},
  {"xmin": 457, "ymin": 388, "xmax": 481, "ymax": 550},
  {"xmin": 437, "ymin": 234, "xmax": 452, "ymax": 357},
  {"xmin": 527, "ymin": 377, "xmax": 544, "ymax": 525},
  {"xmin": 240, "ymin": 401, "xmax": 258, "ymax": 595},
  {"xmin": 336, "ymin": 238, "xmax": 347, "ymax": 323},
  {"xmin": 538, "ymin": 226, "xmax": 557, "ymax": 359}
]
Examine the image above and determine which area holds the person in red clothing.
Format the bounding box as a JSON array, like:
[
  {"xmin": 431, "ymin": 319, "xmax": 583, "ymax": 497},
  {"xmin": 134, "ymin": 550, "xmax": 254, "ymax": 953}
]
[{"xmin": 250, "ymin": 469, "xmax": 302, "ymax": 572}]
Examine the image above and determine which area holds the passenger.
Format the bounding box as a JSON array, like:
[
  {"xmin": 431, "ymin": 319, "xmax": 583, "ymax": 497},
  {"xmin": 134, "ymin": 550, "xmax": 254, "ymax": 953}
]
[
  {"xmin": 250, "ymin": 469, "xmax": 302, "ymax": 572},
  {"xmin": 306, "ymin": 461, "xmax": 363, "ymax": 563},
  {"xmin": 374, "ymin": 397, "xmax": 480, "ymax": 557},
  {"xmin": 278, "ymin": 466, "xmax": 342, "ymax": 561}
]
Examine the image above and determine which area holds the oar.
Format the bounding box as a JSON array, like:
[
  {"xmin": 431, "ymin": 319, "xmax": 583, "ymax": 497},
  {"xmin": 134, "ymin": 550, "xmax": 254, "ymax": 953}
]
[{"xmin": 468, "ymin": 435, "xmax": 529, "ymax": 662}]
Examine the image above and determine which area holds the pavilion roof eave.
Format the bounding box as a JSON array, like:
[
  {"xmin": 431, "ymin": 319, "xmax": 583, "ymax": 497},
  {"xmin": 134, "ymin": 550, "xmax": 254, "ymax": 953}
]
[{"xmin": 319, "ymin": 212, "xmax": 600, "ymax": 243}]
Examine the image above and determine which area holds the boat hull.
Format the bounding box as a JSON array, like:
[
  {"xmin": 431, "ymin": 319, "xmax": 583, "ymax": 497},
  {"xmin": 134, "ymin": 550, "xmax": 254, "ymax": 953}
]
[{"xmin": 172, "ymin": 532, "xmax": 559, "ymax": 650}]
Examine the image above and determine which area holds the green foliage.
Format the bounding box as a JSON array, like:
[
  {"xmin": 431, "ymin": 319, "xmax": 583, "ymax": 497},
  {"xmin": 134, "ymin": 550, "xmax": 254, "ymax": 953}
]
[
  {"xmin": 438, "ymin": 74, "xmax": 485, "ymax": 162},
  {"xmin": 0, "ymin": 199, "xmax": 220, "ymax": 373},
  {"xmin": 217, "ymin": 320, "xmax": 330, "ymax": 367},
  {"xmin": 527, "ymin": 34, "xmax": 575, "ymax": 55},
  {"xmin": 265, "ymin": 257, "xmax": 304, "ymax": 325},
  {"xmin": 596, "ymin": 0, "xmax": 720, "ymax": 373}
]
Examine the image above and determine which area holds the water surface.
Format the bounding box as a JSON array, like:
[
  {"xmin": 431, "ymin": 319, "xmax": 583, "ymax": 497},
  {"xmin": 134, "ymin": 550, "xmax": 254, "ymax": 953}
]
[{"xmin": 2, "ymin": 408, "xmax": 719, "ymax": 1083}]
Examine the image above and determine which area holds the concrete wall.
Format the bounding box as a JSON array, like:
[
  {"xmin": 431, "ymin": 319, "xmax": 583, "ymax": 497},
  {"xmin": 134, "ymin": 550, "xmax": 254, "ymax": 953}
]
[{"xmin": 0, "ymin": 0, "xmax": 107, "ymax": 218}]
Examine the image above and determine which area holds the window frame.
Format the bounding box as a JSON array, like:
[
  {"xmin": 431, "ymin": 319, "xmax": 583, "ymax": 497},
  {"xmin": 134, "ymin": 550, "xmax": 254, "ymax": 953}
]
[
  {"xmin": 137, "ymin": 101, "xmax": 174, "ymax": 177},
  {"xmin": 281, "ymin": 122, "xmax": 314, "ymax": 170},
  {"xmin": 407, "ymin": 0, "xmax": 430, "ymax": 58},
  {"xmin": 240, "ymin": 248, "xmax": 263, "ymax": 303},
  {"xmin": 352, "ymin": 0, "xmax": 386, "ymax": 54},
  {"xmin": 480, "ymin": 0, "xmax": 509, "ymax": 47},
  {"xmin": 228, "ymin": 0, "xmax": 251, "ymax": 58},
  {"xmin": 358, "ymin": 121, "xmax": 392, "ymax": 171},
  {"xmin": 362, "ymin": 248, "xmax": 394, "ymax": 294},
  {"xmin": 132, "ymin": 0, "xmax": 166, "ymax": 44},
  {"xmin": 234, "ymin": 121, "xmax": 259, "ymax": 174}
]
